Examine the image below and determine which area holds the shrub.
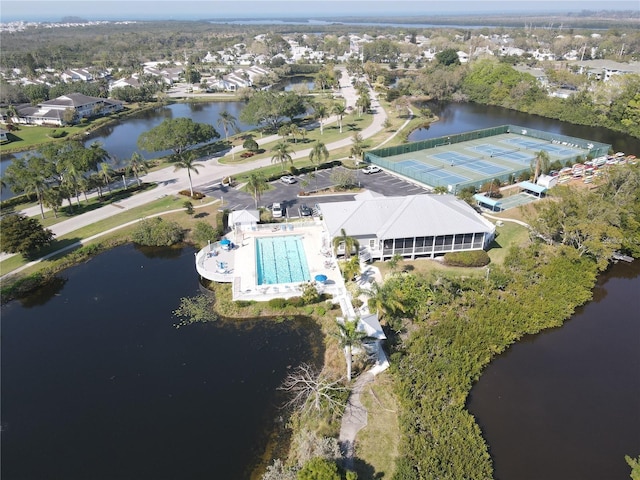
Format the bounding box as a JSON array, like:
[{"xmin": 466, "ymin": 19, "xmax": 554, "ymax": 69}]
[
  {"xmin": 178, "ymin": 190, "xmax": 205, "ymax": 200},
  {"xmin": 192, "ymin": 221, "xmax": 219, "ymax": 247},
  {"xmin": 49, "ymin": 129, "xmax": 67, "ymax": 138},
  {"xmin": 287, "ymin": 296, "xmax": 306, "ymax": 307},
  {"xmin": 243, "ymin": 137, "xmax": 259, "ymax": 151},
  {"xmin": 443, "ymin": 250, "xmax": 491, "ymax": 267},
  {"xmin": 268, "ymin": 298, "xmax": 288, "ymax": 309},
  {"xmin": 131, "ymin": 217, "xmax": 185, "ymax": 246},
  {"xmin": 234, "ymin": 300, "xmax": 255, "ymax": 308}
]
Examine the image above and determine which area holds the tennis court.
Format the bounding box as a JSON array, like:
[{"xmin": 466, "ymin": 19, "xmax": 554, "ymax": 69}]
[
  {"xmin": 502, "ymin": 136, "xmax": 579, "ymax": 157},
  {"xmin": 396, "ymin": 159, "xmax": 469, "ymax": 185},
  {"xmin": 365, "ymin": 124, "xmax": 610, "ymax": 192}
]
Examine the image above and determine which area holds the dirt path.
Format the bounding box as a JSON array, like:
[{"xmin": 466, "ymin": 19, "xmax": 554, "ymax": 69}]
[{"xmin": 338, "ymin": 371, "xmax": 375, "ymax": 470}]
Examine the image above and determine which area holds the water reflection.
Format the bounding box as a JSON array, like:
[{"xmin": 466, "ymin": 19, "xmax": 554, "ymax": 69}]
[
  {"xmin": 16, "ymin": 276, "xmax": 68, "ymax": 308},
  {"xmin": 468, "ymin": 261, "xmax": 640, "ymax": 480},
  {"xmin": 1, "ymin": 243, "xmax": 323, "ymax": 480}
]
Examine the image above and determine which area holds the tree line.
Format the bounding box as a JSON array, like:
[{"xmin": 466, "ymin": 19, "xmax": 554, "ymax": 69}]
[{"xmin": 374, "ymin": 163, "xmax": 640, "ymax": 479}]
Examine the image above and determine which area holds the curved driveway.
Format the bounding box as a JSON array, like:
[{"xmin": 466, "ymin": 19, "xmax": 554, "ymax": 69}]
[{"xmin": 8, "ymin": 69, "xmax": 387, "ymax": 242}]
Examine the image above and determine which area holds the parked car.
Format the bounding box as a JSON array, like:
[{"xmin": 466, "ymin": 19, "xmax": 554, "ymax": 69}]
[
  {"xmin": 299, "ymin": 204, "xmax": 312, "ymax": 217},
  {"xmin": 272, "ymin": 202, "xmax": 283, "ymax": 218},
  {"xmin": 362, "ymin": 165, "xmax": 382, "ymax": 174},
  {"xmin": 280, "ymin": 175, "xmax": 297, "ymax": 184}
]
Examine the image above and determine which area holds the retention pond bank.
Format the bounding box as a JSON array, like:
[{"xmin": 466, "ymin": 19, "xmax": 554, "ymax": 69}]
[{"xmin": 468, "ymin": 260, "xmax": 640, "ymax": 479}]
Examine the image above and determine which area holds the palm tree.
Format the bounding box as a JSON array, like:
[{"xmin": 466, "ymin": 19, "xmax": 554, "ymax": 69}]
[
  {"xmin": 86, "ymin": 142, "xmax": 110, "ymax": 174},
  {"xmin": 174, "ymin": 152, "xmax": 203, "ymax": 197},
  {"xmin": 99, "ymin": 162, "xmax": 114, "ymax": 195},
  {"xmin": 333, "ymin": 102, "xmax": 347, "ymax": 134},
  {"xmin": 4, "ymin": 155, "xmax": 49, "ymax": 219},
  {"xmin": 356, "ymin": 93, "xmax": 370, "ymax": 117},
  {"xmin": 309, "ymin": 141, "xmax": 329, "ymax": 166},
  {"xmin": 332, "ymin": 228, "xmax": 359, "ymax": 259},
  {"xmin": 246, "ymin": 172, "xmax": 268, "ymax": 208},
  {"xmin": 127, "ymin": 152, "xmax": 149, "ymax": 187},
  {"xmin": 531, "ymin": 150, "xmax": 550, "ymax": 184},
  {"xmin": 350, "ymin": 133, "xmax": 364, "ymax": 164},
  {"xmin": 217, "ymin": 111, "xmax": 240, "ymax": 143},
  {"xmin": 271, "ymin": 141, "xmax": 293, "ymax": 171},
  {"xmin": 335, "ymin": 318, "xmax": 368, "ymax": 382},
  {"xmin": 289, "ymin": 124, "xmax": 302, "ymax": 144},
  {"xmin": 362, "ymin": 280, "xmax": 407, "ymax": 323},
  {"xmin": 5, "ymin": 104, "xmax": 18, "ymax": 125},
  {"xmin": 314, "ymin": 103, "xmax": 327, "ymax": 135},
  {"xmin": 278, "ymin": 123, "xmax": 292, "ymax": 141}
]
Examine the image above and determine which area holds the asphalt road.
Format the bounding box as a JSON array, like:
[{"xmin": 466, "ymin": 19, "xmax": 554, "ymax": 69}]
[{"xmin": 0, "ymin": 68, "xmax": 414, "ymax": 268}]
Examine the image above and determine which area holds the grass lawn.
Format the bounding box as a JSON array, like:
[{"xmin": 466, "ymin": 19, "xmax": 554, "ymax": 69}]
[
  {"xmin": 373, "ymin": 257, "xmax": 488, "ymax": 280},
  {"xmin": 354, "ymin": 373, "xmax": 400, "ymax": 479},
  {"xmin": 487, "ymin": 221, "xmax": 530, "ymax": 264},
  {"xmin": 0, "ymin": 195, "xmax": 220, "ymax": 277},
  {"xmin": 0, "ymin": 124, "xmax": 87, "ymax": 153}
]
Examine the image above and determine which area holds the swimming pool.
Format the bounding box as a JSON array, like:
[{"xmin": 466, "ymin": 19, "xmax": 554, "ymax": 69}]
[{"xmin": 255, "ymin": 236, "xmax": 311, "ymax": 285}]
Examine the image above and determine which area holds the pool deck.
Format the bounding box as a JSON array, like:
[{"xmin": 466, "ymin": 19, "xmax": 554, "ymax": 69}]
[{"xmin": 195, "ymin": 220, "xmax": 348, "ymax": 302}]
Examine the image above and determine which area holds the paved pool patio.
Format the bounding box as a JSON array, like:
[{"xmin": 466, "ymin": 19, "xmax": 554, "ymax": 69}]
[{"xmin": 195, "ymin": 220, "xmax": 349, "ymax": 301}]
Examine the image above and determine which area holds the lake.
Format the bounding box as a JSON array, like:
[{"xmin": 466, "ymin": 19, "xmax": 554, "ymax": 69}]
[
  {"xmin": 0, "ymin": 243, "xmax": 323, "ymax": 480},
  {"xmin": 467, "ymin": 260, "xmax": 640, "ymax": 480}
]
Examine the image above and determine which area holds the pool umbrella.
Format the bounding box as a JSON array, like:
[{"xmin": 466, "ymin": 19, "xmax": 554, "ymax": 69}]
[
  {"xmin": 315, "ymin": 274, "xmax": 328, "ymax": 284},
  {"xmin": 220, "ymin": 238, "xmax": 231, "ymax": 246}
]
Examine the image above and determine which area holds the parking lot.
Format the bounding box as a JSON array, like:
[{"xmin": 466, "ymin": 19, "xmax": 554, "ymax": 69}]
[{"xmin": 200, "ymin": 166, "xmax": 430, "ymax": 219}]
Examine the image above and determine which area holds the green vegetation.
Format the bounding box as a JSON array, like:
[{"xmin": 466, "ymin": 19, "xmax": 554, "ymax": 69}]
[
  {"xmin": 130, "ymin": 217, "xmax": 185, "ymax": 246},
  {"xmin": 0, "ymin": 213, "xmax": 54, "ymax": 257},
  {"xmin": 443, "ymin": 250, "xmax": 491, "ymax": 267},
  {"xmin": 173, "ymin": 294, "xmax": 218, "ymax": 328},
  {"xmin": 380, "ymin": 164, "xmax": 640, "ymax": 479},
  {"xmin": 137, "ymin": 117, "xmax": 220, "ymax": 161},
  {"xmin": 459, "ymin": 58, "xmax": 640, "ymax": 138}
]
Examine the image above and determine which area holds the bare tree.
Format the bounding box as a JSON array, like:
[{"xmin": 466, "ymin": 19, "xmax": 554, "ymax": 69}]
[{"xmin": 278, "ymin": 363, "xmax": 347, "ymax": 414}]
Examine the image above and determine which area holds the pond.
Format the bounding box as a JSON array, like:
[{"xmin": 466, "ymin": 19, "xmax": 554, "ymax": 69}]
[
  {"xmin": 467, "ymin": 260, "xmax": 640, "ymax": 480},
  {"xmin": 0, "ymin": 243, "xmax": 323, "ymax": 480}
]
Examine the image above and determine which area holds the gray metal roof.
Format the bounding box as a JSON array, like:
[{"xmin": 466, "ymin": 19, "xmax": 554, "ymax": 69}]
[{"xmin": 319, "ymin": 194, "xmax": 495, "ymax": 240}]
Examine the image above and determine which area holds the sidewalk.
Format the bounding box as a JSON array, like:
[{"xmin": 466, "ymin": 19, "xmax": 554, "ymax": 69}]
[{"xmin": 1, "ymin": 69, "xmax": 388, "ymax": 266}]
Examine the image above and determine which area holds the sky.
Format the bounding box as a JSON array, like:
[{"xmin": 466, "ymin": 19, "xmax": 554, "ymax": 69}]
[{"xmin": 1, "ymin": 0, "xmax": 638, "ymax": 22}]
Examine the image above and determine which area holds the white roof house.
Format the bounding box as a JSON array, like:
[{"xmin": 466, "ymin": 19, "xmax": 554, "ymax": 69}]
[
  {"xmin": 319, "ymin": 194, "xmax": 495, "ymax": 261},
  {"xmin": 13, "ymin": 93, "xmax": 123, "ymax": 126},
  {"xmin": 229, "ymin": 209, "xmax": 260, "ymax": 232}
]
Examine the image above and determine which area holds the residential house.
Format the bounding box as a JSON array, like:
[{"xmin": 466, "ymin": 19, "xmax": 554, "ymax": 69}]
[
  {"xmin": 12, "ymin": 93, "xmax": 123, "ymax": 126},
  {"xmin": 60, "ymin": 68, "xmax": 94, "ymax": 82},
  {"xmin": 570, "ymin": 59, "xmax": 640, "ymax": 81},
  {"xmin": 109, "ymin": 75, "xmax": 142, "ymax": 91},
  {"xmin": 318, "ymin": 194, "xmax": 496, "ymax": 261}
]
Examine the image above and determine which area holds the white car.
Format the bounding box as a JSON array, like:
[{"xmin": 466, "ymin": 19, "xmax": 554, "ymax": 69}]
[
  {"xmin": 280, "ymin": 175, "xmax": 297, "ymax": 184},
  {"xmin": 362, "ymin": 165, "xmax": 382, "ymax": 174},
  {"xmin": 272, "ymin": 203, "xmax": 283, "ymax": 218}
]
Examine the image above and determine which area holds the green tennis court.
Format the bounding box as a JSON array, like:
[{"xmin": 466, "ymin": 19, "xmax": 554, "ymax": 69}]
[{"xmin": 365, "ymin": 124, "xmax": 610, "ymax": 193}]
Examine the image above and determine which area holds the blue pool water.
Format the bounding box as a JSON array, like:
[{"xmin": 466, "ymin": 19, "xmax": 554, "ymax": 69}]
[{"xmin": 256, "ymin": 236, "xmax": 311, "ymax": 285}]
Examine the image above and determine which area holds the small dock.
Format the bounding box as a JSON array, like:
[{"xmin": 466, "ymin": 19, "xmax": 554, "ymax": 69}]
[{"xmin": 612, "ymin": 252, "xmax": 634, "ymax": 263}]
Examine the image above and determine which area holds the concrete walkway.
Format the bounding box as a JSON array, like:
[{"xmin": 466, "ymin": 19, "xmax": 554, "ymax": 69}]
[
  {"xmin": 482, "ymin": 212, "xmax": 531, "ymax": 228},
  {"xmin": 1, "ymin": 68, "xmax": 389, "ymax": 267}
]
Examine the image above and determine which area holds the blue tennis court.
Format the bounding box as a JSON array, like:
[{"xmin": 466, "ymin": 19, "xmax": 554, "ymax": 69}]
[
  {"xmin": 502, "ymin": 137, "xmax": 577, "ymax": 156},
  {"xmin": 470, "ymin": 144, "xmax": 531, "ymax": 163},
  {"xmin": 431, "ymin": 152, "xmax": 507, "ymax": 175},
  {"xmin": 397, "ymin": 159, "xmax": 469, "ymax": 185}
]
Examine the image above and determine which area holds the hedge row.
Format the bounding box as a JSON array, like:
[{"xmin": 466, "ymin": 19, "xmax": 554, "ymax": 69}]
[{"xmin": 443, "ymin": 250, "xmax": 491, "ymax": 267}]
